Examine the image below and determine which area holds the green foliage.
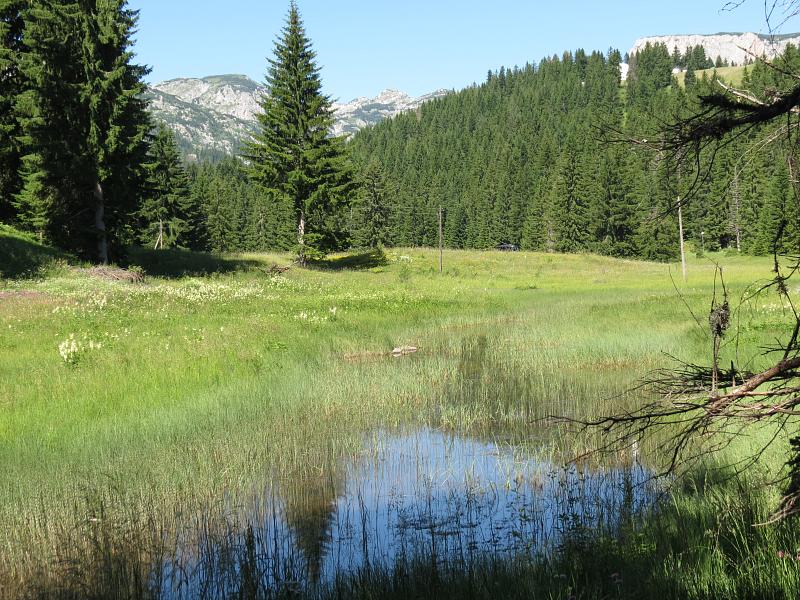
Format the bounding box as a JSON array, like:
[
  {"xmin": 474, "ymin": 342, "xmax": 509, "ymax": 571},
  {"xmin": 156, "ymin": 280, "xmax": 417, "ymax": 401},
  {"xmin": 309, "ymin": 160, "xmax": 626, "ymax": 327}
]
[
  {"xmin": 187, "ymin": 157, "xmax": 296, "ymax": 253},
  {"xmin": 351, "ymin": 161, "xmax": 392, "ymax": 248},
  {"xmin": 347, "ymin": 43, "xmax": 800, "ymax": 262},
  {"xmin": 0, "ymin": 0, "xmax": 24, "ymax": 223},
  {"xmin": 13, "ymin": 0, "xmax": 151, "ymax": 262},
  {"xmin": 245, "ymin": 2, "xmax": 354, "ymax": 260},
  {"xmin": 139, "ymin": 124, "xmax": 199, "ymax": 249},
  {"xmin": 0, "ymin": 222, "xmax": 66, "ymax": 278}
]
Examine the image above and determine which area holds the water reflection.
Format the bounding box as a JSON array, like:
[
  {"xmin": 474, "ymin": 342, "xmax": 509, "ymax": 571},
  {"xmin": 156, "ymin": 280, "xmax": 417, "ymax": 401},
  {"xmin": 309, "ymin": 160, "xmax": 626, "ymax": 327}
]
[{"xmin": 160, "ymin": 428, "xmax": 656, "ymax": 598}]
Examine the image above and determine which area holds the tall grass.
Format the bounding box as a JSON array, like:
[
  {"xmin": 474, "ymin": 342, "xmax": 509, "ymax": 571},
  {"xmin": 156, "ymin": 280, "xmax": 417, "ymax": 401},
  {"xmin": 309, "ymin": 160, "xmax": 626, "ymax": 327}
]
[{"xmin": 0, "ymin": 243, "xmax": 796, "ymax": 598}]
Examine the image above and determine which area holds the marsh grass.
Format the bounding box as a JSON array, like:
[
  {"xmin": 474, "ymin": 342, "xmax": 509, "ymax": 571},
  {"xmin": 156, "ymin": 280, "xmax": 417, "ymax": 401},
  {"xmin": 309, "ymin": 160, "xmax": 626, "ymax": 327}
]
[{"xmin": 0, "ymin": 243, "xmax": 797, "ymax": 598}]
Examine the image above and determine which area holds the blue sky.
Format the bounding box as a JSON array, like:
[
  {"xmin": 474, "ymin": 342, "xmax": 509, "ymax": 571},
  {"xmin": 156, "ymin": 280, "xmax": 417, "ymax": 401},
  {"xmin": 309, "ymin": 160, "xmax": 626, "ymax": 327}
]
[{"xmin": 129, "ymin": 0, "xmax": 786, "ymax": 102}]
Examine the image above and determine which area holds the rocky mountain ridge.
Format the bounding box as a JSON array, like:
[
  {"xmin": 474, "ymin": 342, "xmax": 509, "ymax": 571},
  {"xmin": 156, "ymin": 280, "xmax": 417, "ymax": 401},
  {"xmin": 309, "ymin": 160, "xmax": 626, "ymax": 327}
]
[
  {"xmin": 331, "ymin": 88, "xmax": 449, "ymax": 136},
  {"xmin": 146, "ymin": 75, "xmax": 448, "ymax": 160},
  {"xmin": 630, "ymin": 32, "xmax": 800, "ymax": 64}
]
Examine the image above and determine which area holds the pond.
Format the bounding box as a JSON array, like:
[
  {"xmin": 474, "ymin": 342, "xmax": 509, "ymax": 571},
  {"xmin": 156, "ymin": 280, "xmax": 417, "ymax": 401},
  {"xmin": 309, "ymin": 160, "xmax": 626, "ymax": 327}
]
[{"xmin": 157, "ymin": 427, "xmax": 657, "ymax": 598}]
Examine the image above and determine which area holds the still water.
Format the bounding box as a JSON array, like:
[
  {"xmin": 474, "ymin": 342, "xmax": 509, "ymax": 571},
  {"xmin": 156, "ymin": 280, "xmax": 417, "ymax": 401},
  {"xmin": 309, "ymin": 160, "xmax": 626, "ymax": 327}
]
[{"xmin": 158, "ymin": 428, "xmax": 656, "ymax": 597}]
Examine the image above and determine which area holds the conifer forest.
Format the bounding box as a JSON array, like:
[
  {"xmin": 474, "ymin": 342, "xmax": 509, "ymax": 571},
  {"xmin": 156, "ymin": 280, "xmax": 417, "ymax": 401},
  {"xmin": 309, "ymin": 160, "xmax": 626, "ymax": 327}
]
[{"xmin": 3, "ymin": 1, "xmax": 800, "ymax": 261}]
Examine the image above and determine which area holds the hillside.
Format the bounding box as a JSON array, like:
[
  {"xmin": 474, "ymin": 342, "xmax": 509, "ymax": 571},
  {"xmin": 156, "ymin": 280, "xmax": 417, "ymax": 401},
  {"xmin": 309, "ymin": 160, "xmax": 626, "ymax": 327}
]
[
  {"xmin": 144, "ymin": 86, "xmax": 255, "ymax": 162},
  {"xmin": 145, "ymin": 74, "xmax": 448, "ymax": 159},
  {"xmin": 0, "ymin": 224, "xmax": 66, "ymax": 278},
  {"xmin": 674, "ymin": 64, "xmax": 747, "ymax": 87},
  {"xmin": 349, "ymin": 45, "xmax": 795, "ymax": 259},
  {"xmin": 145, "ymin": 33, "xmax": 797, "ymax": 161}
]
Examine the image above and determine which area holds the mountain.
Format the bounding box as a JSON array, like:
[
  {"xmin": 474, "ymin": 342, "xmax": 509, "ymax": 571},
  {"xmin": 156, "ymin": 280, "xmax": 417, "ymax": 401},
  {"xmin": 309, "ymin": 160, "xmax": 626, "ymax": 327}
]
[
  {"xmin": 145, "ymin": 75, "xmax": 449, "ymax": 160},
  {"xmin": 630, "ymin": 32, "xmax": 800, "ymax": 65},
  {"xmin": 152, "ymin": 74, "xmax": 263, "ymax": 122},
  {"xmin": 145, "ymin": 85, "xmax": 255, "ymax": 162},
  {"xmin": 331, "ymin": 88, "xmax": 449, "ymax": 137}
]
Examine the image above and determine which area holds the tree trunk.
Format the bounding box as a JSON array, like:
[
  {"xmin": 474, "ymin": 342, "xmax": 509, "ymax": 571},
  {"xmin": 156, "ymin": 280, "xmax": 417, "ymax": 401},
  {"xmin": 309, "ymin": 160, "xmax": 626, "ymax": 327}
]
[
  {"xmin": 93, "ymin": 181, "xmax": 109, "ymax": 264},
  {"xmin": 298, "ymin": 210, "xmax": 306, "ymax": 266}
]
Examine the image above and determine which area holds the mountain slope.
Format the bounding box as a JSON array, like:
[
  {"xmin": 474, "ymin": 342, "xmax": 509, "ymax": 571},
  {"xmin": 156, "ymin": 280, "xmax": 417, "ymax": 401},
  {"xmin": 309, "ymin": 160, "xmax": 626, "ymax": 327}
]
[
  {"xmin": 145, "ymin": 87, "xmax": 255, "ymax": 161},
  {"xmin": 153, "ymin": 74, "xmax": 263, "ymax": 122},
  {"xmin": 348, "ymin": 45, "xmax": 792, "ymax": 258},
  {"xmin": 145, "ymin": 75, "xmax": 448, "ymax": 160},
  {"xmin": 332, "ymin": 88, "xmax": 449, "ymax": 137}
]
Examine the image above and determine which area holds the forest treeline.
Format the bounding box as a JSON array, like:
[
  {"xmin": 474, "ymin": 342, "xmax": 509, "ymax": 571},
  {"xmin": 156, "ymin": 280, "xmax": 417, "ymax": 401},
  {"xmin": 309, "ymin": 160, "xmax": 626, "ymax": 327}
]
[
  {"xmin": 2, "ymin": 0, "xmax": 797, "ymax": 262},
  {"xmin": 174, "ymin": 42, "xmax": 800, "ymax": 259},
  {"xmin": 346, "ymin": 43, "xmax": 800, "ymax": 259}
]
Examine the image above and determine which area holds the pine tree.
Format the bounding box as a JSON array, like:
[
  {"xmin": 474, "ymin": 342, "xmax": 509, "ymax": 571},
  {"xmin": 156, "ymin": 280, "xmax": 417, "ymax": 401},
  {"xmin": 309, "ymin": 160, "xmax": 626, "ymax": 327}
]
[
  {"xmin": 684, "ymin": 65, "xmax": 696, "ymax": 87},
  {"xmin": 139, "ymin": 124, "xmax": 197, "ymax": 249},
  {"xmin": 550, "ymin": 151, "xmax": 589, "ymax": 252},
  {"xmin": 352, "ymin": 161, "xmax": 391, "ymax": 248},
  {"xmin": 0, "ymin": 0, "xmax": 24, "ymax": 223},
  {"xmin": 246, "ymin": 2, "xmax": 353, "ymax": 264},
  {"xmin": 15, "ymin": 0, "xmax": 150, "ymax": 262}
]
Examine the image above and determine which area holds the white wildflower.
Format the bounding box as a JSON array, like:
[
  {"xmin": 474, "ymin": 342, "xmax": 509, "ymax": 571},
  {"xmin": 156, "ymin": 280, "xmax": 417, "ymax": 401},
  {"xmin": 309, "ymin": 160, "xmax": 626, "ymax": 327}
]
[{"xmin": 58, "ymin": 335, "xmax": 80, "ymax": 364}]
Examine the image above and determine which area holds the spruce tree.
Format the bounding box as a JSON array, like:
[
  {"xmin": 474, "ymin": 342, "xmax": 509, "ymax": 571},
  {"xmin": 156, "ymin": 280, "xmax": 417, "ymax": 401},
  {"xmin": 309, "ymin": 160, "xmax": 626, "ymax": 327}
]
[
  {"xmin": 140, "ymin": 124, "xmax": 197, "ymax": 249},
  {"xmin": 246, "ymin": 2, "xmax": 353, "ymax": 264},
  {"xmin": 0, "ymin": 0, "xmax": 24, "ymax": 223},
  {"xmin": 15, "ymin": 0, "xmax": 150, "ymax": 262},
  {"xmin": 352, "ymin": 161, "xmax": 391, "ymax": 248},
  {"xmin": 684, "ymin": 65, "xmax": 696, "ymax": 87}
]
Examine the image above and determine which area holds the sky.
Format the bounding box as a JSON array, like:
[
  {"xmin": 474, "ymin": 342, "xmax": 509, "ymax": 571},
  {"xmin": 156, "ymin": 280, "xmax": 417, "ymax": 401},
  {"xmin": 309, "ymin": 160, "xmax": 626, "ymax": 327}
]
[{"xmin": 128, "ymin": 0, "xmax": 790, "ymax": 102}]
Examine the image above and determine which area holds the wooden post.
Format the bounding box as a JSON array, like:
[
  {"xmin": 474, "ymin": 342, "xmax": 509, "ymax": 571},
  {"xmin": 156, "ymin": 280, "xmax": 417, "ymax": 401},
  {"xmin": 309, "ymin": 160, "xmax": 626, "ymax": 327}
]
[
  {"xmin": 678, "ymin": 199, "xmax": 687, "ymax": 282},
  {"xmin": 154, "ymin": 220, "xmax": 164, "ymax": 250},
  {"xmin": 438, "ymin": 206, "xmax": 443, "ymax": 274},
  {"xmin": 298, "ymin": 210, "xmax": 306, "ymax": 266},
  {"xmin": 93, "ymin": 181, "xmax": 109, "ymax": 264}
]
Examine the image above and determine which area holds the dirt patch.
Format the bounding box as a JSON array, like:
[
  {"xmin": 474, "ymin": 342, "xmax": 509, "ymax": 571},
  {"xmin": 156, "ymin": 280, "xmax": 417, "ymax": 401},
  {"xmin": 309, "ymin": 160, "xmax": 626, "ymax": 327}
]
[
  {"xmin": 0, "ymin": 290, "xmax": 55, "ymax": 310},
  {"xmin": 76, "ymin": 266, "xmax": 145, "ymax": 283},
  {"xmin": 0, "ymin": 290, "xmax": 48, "ymax": 301}
]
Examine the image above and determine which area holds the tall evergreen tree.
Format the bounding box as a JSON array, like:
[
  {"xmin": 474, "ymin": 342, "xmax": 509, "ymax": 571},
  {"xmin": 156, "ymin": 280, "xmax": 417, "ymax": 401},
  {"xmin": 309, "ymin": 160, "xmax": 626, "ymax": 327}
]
[
  {"xmin": 352, "ymin": 160, "xmax": 392, "ymax": 248},
  {"xmin": 139, "ymin": 124, "xmax": 197, "ymax": 249},
  {"xmin": 245, "ymin": 1, "xmax": 353, "ymax": 264},
  {"xmin": 0, "ymin": 0, "xmax": 24, "ymax": 223},
  {"xmin": 15, "ymin": 0, "xmax": 150, "ymax": 262}
]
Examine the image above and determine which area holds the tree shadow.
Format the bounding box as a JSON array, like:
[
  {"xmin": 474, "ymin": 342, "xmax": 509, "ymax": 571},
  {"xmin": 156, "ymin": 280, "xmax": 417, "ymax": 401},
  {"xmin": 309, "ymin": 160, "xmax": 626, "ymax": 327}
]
[
  {"xmin": 307, "ymin": 248, "xmax": 389, "ymax": 271},
  {"xmin": 124, "ymin": 246, "xmax": 265, "ymax": 278},
  {"xmin": 0, "ymin": 225, "xmax": 66, "ymax": 279}
]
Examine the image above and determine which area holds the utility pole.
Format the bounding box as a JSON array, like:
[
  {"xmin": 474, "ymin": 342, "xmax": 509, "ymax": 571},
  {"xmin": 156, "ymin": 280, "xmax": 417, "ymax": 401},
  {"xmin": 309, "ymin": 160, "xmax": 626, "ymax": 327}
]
[
  {"xmin": 438, "ymin": 206, "xmax": 444, "ymax": 274},
  {"xmin": 678, "ymin": 199, "xmax": 687, "ymax": 282}
]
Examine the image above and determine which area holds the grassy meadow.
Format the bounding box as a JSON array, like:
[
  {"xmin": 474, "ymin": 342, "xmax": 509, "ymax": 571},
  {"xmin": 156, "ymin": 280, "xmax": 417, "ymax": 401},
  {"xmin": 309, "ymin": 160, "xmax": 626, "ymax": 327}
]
[
  {"xmin": 1, "ymin": 230, "xmax": 800, "ymax": 598},
  {"xmin": 675, "ymin": 64, "xmax": 748, "ymax": 87}
]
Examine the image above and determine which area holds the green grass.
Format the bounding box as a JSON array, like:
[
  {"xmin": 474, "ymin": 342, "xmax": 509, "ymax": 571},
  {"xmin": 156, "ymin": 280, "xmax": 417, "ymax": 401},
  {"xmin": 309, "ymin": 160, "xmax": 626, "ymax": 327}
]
[
  {"xmin": 1, "ymin": 233, "xmax": 798, "ymax": 598},
  {"xmin": 0, "ymin": 223, "xmax": 69, "ymax": 278},
  {"xmin": 675, "ymin": 65, "xmax": 748, "ymax": 88}
]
